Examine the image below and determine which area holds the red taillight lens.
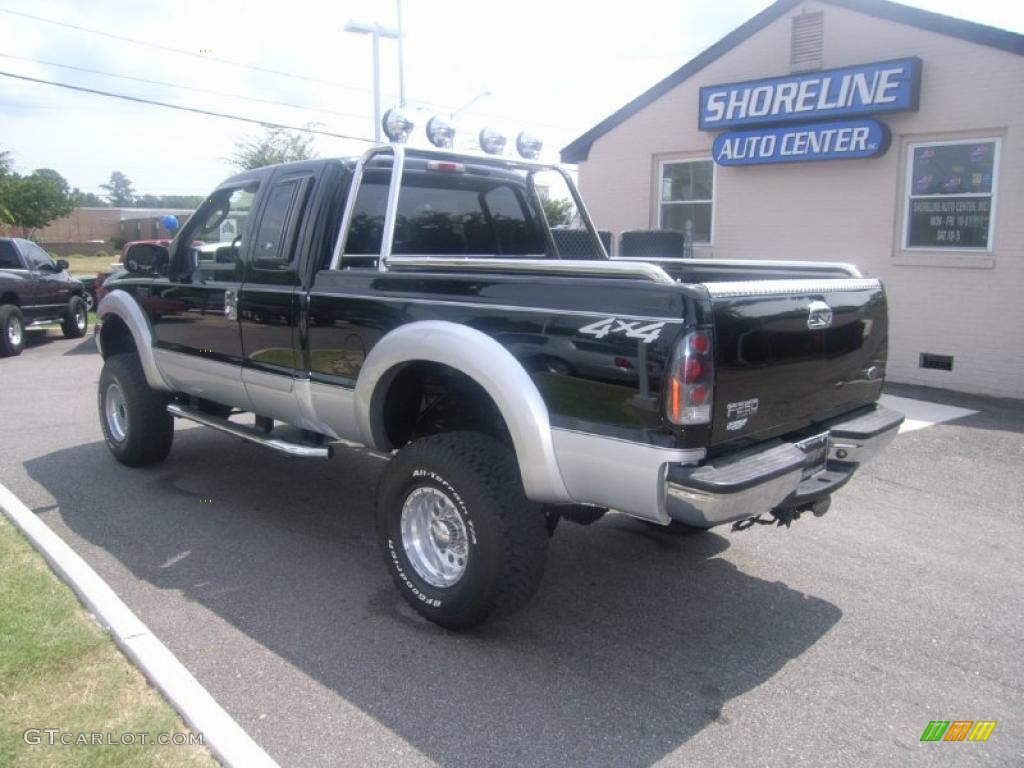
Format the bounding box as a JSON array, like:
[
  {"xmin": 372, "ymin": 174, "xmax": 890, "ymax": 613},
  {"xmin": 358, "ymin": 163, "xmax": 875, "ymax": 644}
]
[
  {"xmin": 683, "ymin": 357, "xmax": 703, "ymax": 383},
  {"xmin": 666, "ymin": 330, "xmax": 714, "ymax": 425}
]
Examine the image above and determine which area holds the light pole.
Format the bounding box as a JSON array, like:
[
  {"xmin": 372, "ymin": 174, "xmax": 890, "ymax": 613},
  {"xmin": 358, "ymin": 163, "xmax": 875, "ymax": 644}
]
[{"xmin": 344, "ymin": 19, "xmax": 402, "ymax": 142}]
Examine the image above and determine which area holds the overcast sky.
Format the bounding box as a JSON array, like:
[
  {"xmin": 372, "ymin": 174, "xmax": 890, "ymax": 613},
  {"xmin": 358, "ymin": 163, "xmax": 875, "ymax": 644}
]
[{"xmin": 1, "ymin": 0, "xmax": 1021, "ymax": 197}]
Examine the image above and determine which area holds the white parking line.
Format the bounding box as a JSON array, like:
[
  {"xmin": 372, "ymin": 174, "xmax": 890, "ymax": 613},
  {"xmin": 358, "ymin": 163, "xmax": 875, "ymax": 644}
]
[
  {"xmin": 879, "ymin": 394, "xmax": 978, "ymax": 433},
  {"xmin": 0, "ymin": 482, "xmax": 278, "ymax": 768}
]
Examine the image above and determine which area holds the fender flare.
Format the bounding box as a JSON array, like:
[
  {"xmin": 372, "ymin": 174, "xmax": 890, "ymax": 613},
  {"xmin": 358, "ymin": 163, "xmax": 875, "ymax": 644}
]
[
  {"xmin": 96, "ymin": 291, "xmax": 171, "ymax": 391},
  {"xmin": 354, "ymin": 320, "xmax": 571, "ymax": 503}
]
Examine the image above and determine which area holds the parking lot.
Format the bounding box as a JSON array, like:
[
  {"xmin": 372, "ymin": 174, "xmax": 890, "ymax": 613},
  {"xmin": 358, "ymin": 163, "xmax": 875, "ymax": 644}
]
[{"xmin": 2, "ymin": 330, "xmax": 1021, "ymax": 767}]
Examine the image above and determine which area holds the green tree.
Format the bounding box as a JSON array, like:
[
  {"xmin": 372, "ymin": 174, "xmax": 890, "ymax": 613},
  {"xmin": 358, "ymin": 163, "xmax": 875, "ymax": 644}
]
[
  {"xmin": 227, "ymin": 125, "xmax": 317, "ymax": 170},
  {"xmin": 541, "ymin": 196, "xmax": 574, "ymax": 227},
  {"xmin": 101, "ymin": 171, "xmax": 136, "ymax": 206},
  {"xmin": 71, "ymin": 188, "xmax": 107, "ymax": 207},
  {"xmin": 0, "ymin": 169, "xmax": 74, "ymax": 236}
]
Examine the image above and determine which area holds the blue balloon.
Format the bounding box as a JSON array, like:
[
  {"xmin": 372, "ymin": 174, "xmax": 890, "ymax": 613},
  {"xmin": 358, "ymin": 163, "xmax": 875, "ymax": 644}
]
[{"xmin": 161, "ymin": 215, "xmax": 179, "ymax": 231}]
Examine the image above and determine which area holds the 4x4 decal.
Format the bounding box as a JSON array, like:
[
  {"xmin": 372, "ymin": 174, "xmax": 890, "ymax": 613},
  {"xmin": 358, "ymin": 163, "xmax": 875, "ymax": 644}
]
[{"xmin": 578, "ymin": 317, "xmax": 666, "ymax": 344}]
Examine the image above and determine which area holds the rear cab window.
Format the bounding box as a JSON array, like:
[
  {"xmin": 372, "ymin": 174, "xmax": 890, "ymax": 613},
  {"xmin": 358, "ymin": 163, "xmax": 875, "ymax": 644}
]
[{"xmin": 342, "ymin": 167, "xmax": 548, "ymax": 262}]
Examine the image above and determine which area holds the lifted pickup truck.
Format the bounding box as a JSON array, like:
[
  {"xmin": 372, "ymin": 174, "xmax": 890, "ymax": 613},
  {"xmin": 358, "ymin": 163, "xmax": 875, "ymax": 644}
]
[
  {"xmin": 96, "ymin": 145, "xmax": 903, "ymax": 628},
  {"xmin": 1, "ymin": 237, "xmax": 89, "ymax": 356}
]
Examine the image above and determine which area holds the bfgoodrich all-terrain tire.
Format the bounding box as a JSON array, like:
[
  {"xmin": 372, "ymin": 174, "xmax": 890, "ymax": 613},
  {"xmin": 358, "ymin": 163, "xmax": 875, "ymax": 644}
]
[
  {"xmin": 98, "ymin": 353, "xmax": 174, "ymax": 467},
  {"xmin": 0, "ymin": 305, "xmax": 25, "ymax": 356},
  {"xmin": 61, "ymin": 296, "xmax": 88, "ymax": 339},
  {"xmin": 376, "ymin": 432, "xmax": 548, "ymax": 630}
]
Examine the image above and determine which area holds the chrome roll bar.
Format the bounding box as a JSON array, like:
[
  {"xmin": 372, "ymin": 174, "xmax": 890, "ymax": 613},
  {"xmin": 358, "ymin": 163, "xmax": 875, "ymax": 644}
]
[{"xmin": 328, "ymin": 143, "xmax": 614, "ymax": 274}]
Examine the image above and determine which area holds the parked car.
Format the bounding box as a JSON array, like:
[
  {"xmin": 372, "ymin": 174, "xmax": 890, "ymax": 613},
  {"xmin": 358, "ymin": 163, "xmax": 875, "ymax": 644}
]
[
  {"xmin": 0, "ymin": 237, "xmax": 89, "ymax": 356},
  {"xmin": 96, "ymin": 146, "xmax": 903, "ymax": 629}
]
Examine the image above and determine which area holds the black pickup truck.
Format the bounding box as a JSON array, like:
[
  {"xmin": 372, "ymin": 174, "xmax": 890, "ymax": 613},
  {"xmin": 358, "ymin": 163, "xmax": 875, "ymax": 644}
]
[
  {"xmin": 95, "ymin": 145, "xmax": 903, "ymax": 628},
  {"xmin": 1, "ymin": 237, "xmax": 89, "ymax": 356}
]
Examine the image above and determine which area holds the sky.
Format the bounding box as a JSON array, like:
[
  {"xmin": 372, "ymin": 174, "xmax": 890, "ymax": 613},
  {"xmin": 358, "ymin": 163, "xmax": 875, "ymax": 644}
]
[{"xmin": 1, "ymin": 0, "xmax": 1022, "ymax": 197}]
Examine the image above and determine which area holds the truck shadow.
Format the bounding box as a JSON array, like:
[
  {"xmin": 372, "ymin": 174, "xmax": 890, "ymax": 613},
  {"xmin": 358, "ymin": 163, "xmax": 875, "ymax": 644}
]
[{"xmin": 25, "ymin": 431, "xmax": 841, "ymax": 767}]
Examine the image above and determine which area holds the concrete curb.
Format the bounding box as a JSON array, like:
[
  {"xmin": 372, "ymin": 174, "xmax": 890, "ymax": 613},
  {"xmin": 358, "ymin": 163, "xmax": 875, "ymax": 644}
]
[{"xmin": 0, "ymin": 482, "xmax": 278, "ymax": 768}]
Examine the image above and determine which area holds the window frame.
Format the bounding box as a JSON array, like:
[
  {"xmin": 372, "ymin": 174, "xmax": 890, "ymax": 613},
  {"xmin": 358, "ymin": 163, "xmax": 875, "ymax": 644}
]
[
  {"xmin": 902, "ymin": 137, "xmax": 1001, "ymax": 253},
  {"xmin": 249, "ymin": 175, "xmax": 313, "ymax": 271},
  {"xmin": 656, "ymin": 157, "xmax": 716, "ymax": 246}
]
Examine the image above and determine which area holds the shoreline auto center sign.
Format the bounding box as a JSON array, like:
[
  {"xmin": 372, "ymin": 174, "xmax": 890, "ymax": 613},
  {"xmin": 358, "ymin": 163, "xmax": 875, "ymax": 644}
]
[{"xmin": 699, "ymin": 58, "xmax": 921, "ymax": 165}]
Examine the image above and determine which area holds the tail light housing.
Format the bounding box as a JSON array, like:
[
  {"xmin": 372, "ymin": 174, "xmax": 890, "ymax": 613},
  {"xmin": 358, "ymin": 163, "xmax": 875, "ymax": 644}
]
[{"xmin": 666, "ymin": 329, "xmax": 714, "ymax": 426}]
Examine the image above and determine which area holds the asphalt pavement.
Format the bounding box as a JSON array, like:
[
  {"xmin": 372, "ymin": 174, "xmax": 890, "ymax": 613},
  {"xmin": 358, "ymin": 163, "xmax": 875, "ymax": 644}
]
[{"xmin": 1, "ymin": 329, "xmax": 1021, "ymax": 767}]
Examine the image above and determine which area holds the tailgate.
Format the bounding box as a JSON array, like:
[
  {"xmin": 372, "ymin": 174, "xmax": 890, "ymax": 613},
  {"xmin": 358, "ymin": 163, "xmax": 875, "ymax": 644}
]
[{"xmin": 707, "ymin": 278, "xmax": 888, "ymax": 447}]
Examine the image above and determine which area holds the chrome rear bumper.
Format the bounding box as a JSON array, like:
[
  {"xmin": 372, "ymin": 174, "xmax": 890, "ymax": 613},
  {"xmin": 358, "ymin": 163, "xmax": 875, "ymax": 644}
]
[{"xmin": 664, "ymin": 404, "xmax": 904, "ymax": 528}]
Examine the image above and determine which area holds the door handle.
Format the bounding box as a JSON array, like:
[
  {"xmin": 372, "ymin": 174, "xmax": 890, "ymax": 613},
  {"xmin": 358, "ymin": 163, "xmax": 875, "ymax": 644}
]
[{"xmin": 224, "ymin": 289, "xmax": 238, "ymax": 320}]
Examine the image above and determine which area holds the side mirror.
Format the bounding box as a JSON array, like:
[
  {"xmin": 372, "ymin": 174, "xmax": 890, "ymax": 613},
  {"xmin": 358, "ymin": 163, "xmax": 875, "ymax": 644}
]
[
  {"xmin": 124, "ymin": 243, "xmax": 169, "ymax": 276},
  {"xmin": 56, "ymin": 258, "xmax": 69, "ymax": 271}
]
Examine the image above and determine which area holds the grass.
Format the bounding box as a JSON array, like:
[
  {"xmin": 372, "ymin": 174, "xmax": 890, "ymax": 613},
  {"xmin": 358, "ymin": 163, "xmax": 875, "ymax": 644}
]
[
  {"xmin": 0, "ymin": 514, "xmax": 217, "ymax": 768},
  {"xmin": 63, "ymin": 253, "xmax": 119, "ymax": 276}
]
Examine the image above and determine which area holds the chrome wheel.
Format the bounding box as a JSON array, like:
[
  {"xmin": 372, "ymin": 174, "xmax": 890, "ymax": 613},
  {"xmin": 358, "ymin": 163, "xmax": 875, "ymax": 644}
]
[
  {"xmin": 74, "ymin": 306, "xmax": 86, "ymax": 331},
  {"xmin": 104, "ymin": 382, "xmax": 128, "ymax": 443},
  {"xmin": 400, "ymin": 486, "xmax": 470, "ymax": 588},
  {"xmin": 6, "ymin": 315, "xmax": 21, "ymax": 347}
]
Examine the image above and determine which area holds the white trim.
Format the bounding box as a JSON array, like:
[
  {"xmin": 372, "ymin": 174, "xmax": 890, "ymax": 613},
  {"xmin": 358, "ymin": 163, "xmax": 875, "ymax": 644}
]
[
  {"xmin": 0, "ymin": 481, "xmax": 278, "ymax": 768},
  {"xmin": 902, "ymin": 136, "xmax": 1000, "ymax": 253},
  {"xmin": 655, "ymin": 156, "xmax": 715, "ymax": 245}
]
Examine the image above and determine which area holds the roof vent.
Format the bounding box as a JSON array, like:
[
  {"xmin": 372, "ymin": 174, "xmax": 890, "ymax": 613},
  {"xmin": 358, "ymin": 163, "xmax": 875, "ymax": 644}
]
[{"xmin": 791, "ymin": 11, "xmax": 824, "ymax": 72}]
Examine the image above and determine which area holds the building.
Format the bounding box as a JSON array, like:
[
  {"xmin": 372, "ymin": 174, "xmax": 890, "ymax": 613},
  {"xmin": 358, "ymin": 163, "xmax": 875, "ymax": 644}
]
[
  {"xmin": 0, "ymin": 207, "xmax": 193, "ymax": 256},
  {"xmin": 562, "ymin": 0, "xmax": 1023, "ymax": 399}
]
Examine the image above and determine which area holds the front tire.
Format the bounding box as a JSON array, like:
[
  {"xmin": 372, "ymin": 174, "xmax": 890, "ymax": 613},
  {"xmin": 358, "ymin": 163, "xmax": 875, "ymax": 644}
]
[
  {"xmin": 376, "ymin": 432, "xmax": 548, "ymax": 630},
  {"xmin": 98, "ymin": 353, "xmax": 174, "ymax": 467},
  {"xmin": 0, "ymin": 305, "xmax": 25, "ymax": 356},
  {"xmin": 62, "ymin": 296, "xmax": 88, "ymax": 339}
]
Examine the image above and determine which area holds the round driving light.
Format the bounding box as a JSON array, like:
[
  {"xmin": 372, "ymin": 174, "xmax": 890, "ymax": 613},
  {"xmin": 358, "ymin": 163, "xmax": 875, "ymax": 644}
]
[
  {"xmin": 382, "ymin": 107, "xmax": 414, "ymax": 143},
  {"xmin": 478, "ymin": 127, "xmax": 507, "ymax": 155},
  {"xmin": 515, "ymin": 131, "xmax": 543, "ymax": 160},
  {"xmin": 426, "ymin": 115, "xmax": 456, "ymax": 149}
]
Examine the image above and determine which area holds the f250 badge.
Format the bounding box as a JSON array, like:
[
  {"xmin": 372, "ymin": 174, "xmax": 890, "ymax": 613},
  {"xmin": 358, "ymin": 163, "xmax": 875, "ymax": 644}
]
[
  {"xmin": 726, "ymin": 398, "xmax": 759, "ymax": 431},
  {"xmin": 578, "ymin": 317, "xmax": 666, "ymax": 343}
]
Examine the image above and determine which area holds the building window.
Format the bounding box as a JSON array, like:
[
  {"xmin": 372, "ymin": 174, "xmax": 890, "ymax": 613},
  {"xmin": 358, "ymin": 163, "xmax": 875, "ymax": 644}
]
[
  {"xmin": 905, "ymin": 138, "xmax": 999, "ymax": 251},
  {"xmin": 659, "ymin": 159, "xmax": 714, "ymax": 245}
]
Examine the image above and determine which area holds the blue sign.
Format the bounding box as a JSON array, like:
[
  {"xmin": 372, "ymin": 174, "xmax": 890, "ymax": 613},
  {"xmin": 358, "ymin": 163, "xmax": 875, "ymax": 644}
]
[
  {"xmin": 699, "ymin": 58, "xmax": 921, "ymax": 130},
  {"xmin": 712, "ymin": 119, "xmax": 890, "ymax": 166}
]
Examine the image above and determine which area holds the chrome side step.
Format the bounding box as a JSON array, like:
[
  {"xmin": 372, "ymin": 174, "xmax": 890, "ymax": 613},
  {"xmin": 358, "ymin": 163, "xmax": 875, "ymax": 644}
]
[{"xmin": 167, "ymin": 403, "xmax": 333, "ymax": 459}]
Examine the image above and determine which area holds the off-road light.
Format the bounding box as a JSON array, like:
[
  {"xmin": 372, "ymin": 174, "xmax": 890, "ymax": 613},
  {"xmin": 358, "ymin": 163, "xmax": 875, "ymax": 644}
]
[
  {"xmin": 515, "ymin": 131, "xmax": 543, "ymax": 160},
  {"xmin": 426, "ymin": 115, "xmax": 456, "ymax": 149},
  {"xmin": 478, "ymin": 127, "xmax": 507, "ymax": 155},
  {"xmin": 382, "ymin": 107, "xmax": 414, "ymax": 143}
]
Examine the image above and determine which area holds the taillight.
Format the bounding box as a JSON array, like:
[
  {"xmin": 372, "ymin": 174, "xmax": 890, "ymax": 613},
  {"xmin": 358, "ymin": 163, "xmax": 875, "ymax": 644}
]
[{"xmin": 666, "ymin": 330, "xmax": 714, "ymax": 425}]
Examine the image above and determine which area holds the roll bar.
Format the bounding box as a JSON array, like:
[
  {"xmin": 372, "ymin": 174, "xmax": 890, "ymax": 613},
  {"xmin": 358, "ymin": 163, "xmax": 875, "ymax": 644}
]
[{"xmin": 327, "ymin": 144, "xmax": 619, "ymax": 274}]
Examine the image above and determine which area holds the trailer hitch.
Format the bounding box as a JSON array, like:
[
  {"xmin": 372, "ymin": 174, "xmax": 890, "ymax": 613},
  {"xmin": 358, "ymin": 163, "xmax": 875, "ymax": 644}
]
[{"xmin": 731, "ymin": 497, "xmax": 831, "ymax": 532}]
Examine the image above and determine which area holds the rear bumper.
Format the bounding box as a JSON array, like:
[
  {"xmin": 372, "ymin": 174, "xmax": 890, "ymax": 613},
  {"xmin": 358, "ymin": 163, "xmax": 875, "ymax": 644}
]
[{"xmin": 664, "ymin": 404, "xmax": 903, "ymax": 528}]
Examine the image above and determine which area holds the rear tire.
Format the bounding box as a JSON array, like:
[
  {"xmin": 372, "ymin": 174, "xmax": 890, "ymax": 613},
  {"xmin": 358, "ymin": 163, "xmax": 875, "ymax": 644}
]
[
  {"xmin": 0, "ymin": 305, "xmax": 25, "ymax": 356},
  {"xmin": 62, "ymin": 296, "xmax": 88, "ymax": 339},
  {"xmin": 376, "ymin": 432, "xmax": 548, "ymax": 630},
  {"xmin": 98, "ymin": 353, "xmax": 174, "ymax": 467}
]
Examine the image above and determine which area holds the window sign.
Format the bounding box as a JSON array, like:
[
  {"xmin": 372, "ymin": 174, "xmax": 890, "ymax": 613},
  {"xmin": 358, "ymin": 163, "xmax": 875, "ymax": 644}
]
[{"xmin": 905, "ymin": 139, "xmax": 999, "ymax": 250}]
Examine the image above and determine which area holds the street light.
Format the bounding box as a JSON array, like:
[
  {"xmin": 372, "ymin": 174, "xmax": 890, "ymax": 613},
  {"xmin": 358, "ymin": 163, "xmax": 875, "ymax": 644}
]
[{"xmin": 344, "ymin": 18, "xmax": 402, "ymax": 142}]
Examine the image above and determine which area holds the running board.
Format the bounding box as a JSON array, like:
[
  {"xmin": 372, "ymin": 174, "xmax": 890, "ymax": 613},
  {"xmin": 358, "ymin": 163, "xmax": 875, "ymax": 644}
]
[{"xmin": 167, "ymin": 403, "xmax": 333, "ymax": 459}]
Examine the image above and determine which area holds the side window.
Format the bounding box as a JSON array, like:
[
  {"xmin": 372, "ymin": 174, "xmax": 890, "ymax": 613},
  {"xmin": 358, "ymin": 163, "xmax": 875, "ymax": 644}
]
[
  {"xmin": 20, "ymin": 241, "xmax": 55, "ymax": 270},
  {"xmin": 189, "ymin": 186, "xmax": 256, "ymax": 279},
  {"xmin": 252, "ymin": 179, "xmax": 301, "ymax": 267},
  {"xmin": 0, "ymin": 241, "xmax": 21, "ymax": 268}
]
